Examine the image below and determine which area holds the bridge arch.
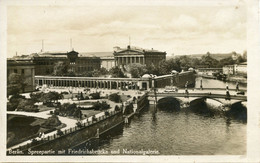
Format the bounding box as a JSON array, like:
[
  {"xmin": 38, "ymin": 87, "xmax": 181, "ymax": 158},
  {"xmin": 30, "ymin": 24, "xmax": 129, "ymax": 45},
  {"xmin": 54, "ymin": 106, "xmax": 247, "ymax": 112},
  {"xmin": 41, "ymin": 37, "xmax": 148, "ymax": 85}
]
[{"xmin": 157, "ymin": 96, "xmax": 181, "ymax": 111}]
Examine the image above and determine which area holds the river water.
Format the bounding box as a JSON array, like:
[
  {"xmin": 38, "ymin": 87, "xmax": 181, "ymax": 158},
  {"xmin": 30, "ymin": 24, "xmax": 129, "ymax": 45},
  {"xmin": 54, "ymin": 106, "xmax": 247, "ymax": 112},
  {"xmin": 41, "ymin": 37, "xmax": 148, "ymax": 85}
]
[{"xmin": 97, "ymin": 78, "xmax": 247, "ymax": 155}]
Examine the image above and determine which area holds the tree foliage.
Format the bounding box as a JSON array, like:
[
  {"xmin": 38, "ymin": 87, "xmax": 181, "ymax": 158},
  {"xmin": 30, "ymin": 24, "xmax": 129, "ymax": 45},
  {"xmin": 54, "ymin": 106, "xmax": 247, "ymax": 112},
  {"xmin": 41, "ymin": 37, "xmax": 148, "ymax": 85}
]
[
  {"xmin": 92, "ymin": 101, "xmax": 110, "ymax": 111},
  {"xmin": 52, "ymin": 61, "xmax": 69, "ymax": 76},
  {"xmin": 89, "ymin": 92, "xmax": 101, "ymax": 99},
  {"xmin": 129, "ymin": 63, "xmax": 147, "ymax": 78},
  {"xmin": 55, "ymin": 103, "xmax": 82, "ymax": 119},
  {"xmin": 109, "ymin": 66, "xmax": 126, "ymax": 78},
  {"xmin": 108, "ymin": 93, "xmax": 122, "ymax": 103},
  {"xmin": 7, "ymin": 73, "xmax": 26, "ymax": 96},
  {"xmin": 41, "ymin": 115, "xmax": 62, "ymax": 129}
]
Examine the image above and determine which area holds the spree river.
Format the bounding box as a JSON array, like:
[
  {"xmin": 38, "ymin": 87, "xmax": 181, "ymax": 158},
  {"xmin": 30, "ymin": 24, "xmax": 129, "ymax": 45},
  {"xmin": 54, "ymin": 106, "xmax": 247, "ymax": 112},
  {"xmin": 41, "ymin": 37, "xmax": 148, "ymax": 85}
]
[{"xmin": 97, "ymin": 78, "xmax": 247, "ymax": 155}]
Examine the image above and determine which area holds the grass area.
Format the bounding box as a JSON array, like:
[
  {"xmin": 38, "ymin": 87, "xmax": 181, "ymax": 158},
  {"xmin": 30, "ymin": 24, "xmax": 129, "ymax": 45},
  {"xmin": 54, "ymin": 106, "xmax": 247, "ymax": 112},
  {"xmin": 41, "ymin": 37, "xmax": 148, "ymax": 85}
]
[
  {"xmin": 7, "ymin": 114, "xmax": 46, "ymax": 148},
  {"xmin": 120, "ymin": 94, "xmax": 131, "ymax": 102},
  {"xmin": 81, "ymin": 110, "xmax": 102, "ymax": 119},
  {"xmin": 37, "ymin": 105, "xmax": 54, "ymax": 112},
  {"xmin": 7, "ymin": 114, "xmax": 64, "ymax": 148}
]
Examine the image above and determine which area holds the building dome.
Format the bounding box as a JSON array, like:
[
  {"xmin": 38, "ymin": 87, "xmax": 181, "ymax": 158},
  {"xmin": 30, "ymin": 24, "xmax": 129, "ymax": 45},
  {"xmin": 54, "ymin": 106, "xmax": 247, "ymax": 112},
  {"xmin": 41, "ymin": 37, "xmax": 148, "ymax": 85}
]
[
  {"xmin": 142, "ymin": 74, "xmax": 152, "ymax": 78},
  {"xmin": 188, "ymin": 68, "xmax": 194, "ymax": 71}
]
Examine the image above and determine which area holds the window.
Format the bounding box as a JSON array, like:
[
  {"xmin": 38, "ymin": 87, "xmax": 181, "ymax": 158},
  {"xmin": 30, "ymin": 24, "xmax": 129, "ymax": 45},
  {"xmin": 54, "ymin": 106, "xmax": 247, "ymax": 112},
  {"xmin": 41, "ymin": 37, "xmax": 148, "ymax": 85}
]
[
  {"xmin": 22, "ymin": 69, "xmax": 25, "ymax": 74},
  {"xmin": 14, "ymin": 69, "xmax": 17, "ymax": 73}
]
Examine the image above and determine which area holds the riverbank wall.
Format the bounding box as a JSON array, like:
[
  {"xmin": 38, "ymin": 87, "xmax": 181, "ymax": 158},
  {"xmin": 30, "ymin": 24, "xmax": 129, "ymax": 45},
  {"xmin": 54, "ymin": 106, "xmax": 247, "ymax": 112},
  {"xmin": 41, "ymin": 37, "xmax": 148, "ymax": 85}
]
[
  {"xmin": 135, "ymin": 92, "xmax": 149, "ymax": 114},
  {"xmin": 155, "ymin": 71, "xmax": 196, "ymax": 88}
]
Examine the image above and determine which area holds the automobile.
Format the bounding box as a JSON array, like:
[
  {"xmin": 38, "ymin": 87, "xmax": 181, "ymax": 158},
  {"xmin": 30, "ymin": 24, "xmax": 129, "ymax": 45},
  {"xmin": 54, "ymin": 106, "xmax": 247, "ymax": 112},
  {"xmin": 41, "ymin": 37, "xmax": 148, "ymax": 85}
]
[{"xmin": 164, "ymin": 86, "xmax": 178, "ymax": 92}]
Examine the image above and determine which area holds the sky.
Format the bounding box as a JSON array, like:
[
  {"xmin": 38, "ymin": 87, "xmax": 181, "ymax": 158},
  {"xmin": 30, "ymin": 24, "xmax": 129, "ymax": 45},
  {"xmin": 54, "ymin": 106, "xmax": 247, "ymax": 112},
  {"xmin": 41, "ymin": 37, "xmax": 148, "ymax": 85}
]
[{"xmin": 7, "ymin": 0, "xmax": 247, "ymax": 58}]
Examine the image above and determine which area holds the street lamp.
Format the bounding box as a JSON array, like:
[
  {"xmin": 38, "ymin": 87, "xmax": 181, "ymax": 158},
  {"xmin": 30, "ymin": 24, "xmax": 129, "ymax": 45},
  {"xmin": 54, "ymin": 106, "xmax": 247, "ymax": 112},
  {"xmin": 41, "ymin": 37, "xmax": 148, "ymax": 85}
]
[{"xmin": 151, "ymin": 74, "xmax": 157, "ymax": 114}]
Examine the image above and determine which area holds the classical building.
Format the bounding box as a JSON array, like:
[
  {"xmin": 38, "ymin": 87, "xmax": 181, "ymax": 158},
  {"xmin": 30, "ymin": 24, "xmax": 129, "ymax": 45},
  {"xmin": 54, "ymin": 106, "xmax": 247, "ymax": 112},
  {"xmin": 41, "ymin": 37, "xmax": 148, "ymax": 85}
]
[
  {"xmin": 12, "ymin": 50, "xmax": 101, "ymax": 76},
  {"xmin": 113, "ymin": 45, "xmax": 166, "ymax": 67},
  {"xmin": 7, "ymin": 59, "xmax": 36, "ymax": 92}
]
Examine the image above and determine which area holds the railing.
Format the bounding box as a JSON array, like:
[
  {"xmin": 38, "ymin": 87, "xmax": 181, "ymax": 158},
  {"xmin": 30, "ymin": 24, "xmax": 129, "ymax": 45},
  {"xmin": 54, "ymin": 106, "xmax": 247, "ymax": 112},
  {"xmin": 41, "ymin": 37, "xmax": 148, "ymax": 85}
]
[
  {"xmin": 10, "ymin": 109, "xmax": 121, "ymax": 152},
  {"xmin": 148, "ymin": 92, "xmax": 247, "ymax": 101}
]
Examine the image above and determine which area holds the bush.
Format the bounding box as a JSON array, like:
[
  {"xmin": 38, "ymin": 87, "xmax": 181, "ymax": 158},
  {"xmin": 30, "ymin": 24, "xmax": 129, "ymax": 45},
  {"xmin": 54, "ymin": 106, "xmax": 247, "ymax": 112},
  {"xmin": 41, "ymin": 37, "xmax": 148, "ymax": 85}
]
[
  {"xmin": 89, "ymin": 92, "xmax": 101, "ymax": 99},
  {"xmin": 57, "ymin": 103, "xmax": 82, "ymax": 119},
  {"xmin": 57, "ymin": 129, "xmax": 64, "ymax": 136},
  {"xmin": 114, "ymin": 105, "xmax": 120, "ymax": 111},
  {"xmin": 41, "ymin": 115, "xmax": 62, "ymax": 129},
  {"xmin": 92, "ymin": 101, "xmax": 110, "ymax": 111},
  {"xmin": 16, "ymin": 99, "xmax": 39, "ymax": 112},
  {"xmin": 108, "ymin": 93, "xmax": 121, "ymax": 103},
  {"xmin": 105, "ymin": 111, "xmax": 110, "ymax": 116}
]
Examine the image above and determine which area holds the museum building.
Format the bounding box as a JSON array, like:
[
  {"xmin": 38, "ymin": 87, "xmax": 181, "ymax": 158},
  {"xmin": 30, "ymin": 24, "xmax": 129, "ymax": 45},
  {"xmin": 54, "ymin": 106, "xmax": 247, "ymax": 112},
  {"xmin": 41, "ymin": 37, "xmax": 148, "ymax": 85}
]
[{"xmin": 113, "ymin": 45, "xmax": 166, "ymax": 67}]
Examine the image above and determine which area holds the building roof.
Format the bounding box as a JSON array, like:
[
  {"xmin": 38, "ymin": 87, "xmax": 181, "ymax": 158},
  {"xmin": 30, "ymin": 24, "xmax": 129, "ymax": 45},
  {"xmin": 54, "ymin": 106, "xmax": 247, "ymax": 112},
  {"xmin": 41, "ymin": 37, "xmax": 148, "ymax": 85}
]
[
  {"xmin": 7, "ymin": 59, "xmax": 35, "ymax": 66},
  {"xmin": 79, "ymin": 52, "xmax": 113, "ymax": 57},
  {"xmin": 114, "ymin": 45, "xmax": 166, "ymax": 55}
]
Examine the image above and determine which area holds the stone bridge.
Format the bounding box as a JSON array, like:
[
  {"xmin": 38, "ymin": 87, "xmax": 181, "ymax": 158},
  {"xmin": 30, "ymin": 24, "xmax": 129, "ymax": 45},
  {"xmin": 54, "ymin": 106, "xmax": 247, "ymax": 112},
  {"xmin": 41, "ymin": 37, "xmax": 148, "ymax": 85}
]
[{"xmin": 148, "ymin": 92, "xmax": 247, "ymax": 107}]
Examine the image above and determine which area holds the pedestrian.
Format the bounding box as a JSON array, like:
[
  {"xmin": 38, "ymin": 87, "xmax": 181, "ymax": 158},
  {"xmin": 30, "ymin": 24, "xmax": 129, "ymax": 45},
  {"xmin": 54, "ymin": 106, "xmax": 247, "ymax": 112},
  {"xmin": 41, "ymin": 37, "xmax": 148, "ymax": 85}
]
[
  {"xmin": 236, "ymin": 81, "xmax": 239, "ymax": 92},
  {"xmin": 200, "ymin": 78, "xmax": 203, "ymax": 90},
  {"xmin": 226, "ymin": 90, "xmax": 230, "ymax": 101},
  {"xmin": 226, "ymin": 82, "xmax": 229, "ymax": 91}
]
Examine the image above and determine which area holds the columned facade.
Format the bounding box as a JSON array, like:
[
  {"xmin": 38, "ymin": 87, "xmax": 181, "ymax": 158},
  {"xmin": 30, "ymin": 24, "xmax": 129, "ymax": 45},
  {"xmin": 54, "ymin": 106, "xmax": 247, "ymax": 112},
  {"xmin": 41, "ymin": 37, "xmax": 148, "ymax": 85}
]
[
  {"xmin": 114, "ymin": 45, "xmax": 166, "ymax": 67},
  {"xmin": 35, "ymin": 76, "xmax": 151, "ymax": 90}
]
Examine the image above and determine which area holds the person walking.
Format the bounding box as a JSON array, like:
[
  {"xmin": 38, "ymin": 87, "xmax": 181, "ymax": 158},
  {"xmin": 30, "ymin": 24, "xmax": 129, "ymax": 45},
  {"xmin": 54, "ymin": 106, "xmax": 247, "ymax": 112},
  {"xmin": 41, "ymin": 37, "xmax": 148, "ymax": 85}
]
[
  {"xmin": 236, "ymin": 81, "xmax": 239, "ymax": 92},
  {"xmin": 200, "ymin": 78, "xmax": 203, "ymax": 90},
  {"xmin": 226, "ymin": 82, "xmax": 229, "ymax": 91}
]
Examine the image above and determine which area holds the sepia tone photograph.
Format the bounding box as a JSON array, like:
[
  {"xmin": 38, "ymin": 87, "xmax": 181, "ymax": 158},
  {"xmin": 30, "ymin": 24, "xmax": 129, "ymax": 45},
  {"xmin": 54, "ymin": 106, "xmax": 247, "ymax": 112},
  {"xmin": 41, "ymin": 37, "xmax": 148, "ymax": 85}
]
[{"xmin": 1, "ymin": 0, "xmax": 260, "ymax": 162}]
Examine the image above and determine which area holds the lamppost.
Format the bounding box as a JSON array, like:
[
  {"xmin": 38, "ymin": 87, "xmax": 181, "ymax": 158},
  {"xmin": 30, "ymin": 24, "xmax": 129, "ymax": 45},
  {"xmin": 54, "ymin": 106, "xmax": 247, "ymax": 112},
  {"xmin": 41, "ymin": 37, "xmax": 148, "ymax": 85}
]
[{"xmin": 151, "ymin": 75, "xmax": 157, "ymax": 114}]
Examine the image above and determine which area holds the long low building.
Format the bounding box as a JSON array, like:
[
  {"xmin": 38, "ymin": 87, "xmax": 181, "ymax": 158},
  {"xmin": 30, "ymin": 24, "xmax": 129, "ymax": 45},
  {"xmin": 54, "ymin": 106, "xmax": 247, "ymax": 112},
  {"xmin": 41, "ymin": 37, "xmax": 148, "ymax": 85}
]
[{"xmin": 35, "ymin": 71, "xmax": 196, "ymax": 90}]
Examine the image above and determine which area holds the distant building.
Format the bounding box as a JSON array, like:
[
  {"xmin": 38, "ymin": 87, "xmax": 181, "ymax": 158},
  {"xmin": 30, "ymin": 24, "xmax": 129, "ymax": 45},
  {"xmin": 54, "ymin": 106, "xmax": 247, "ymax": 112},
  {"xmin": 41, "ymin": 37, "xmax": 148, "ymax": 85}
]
[
  {"xmin": 223, "ymin": 65, "xmax": 235, "ymax": 75},
  {"xmin": 12, "ymin": 50, "xmax": 101, "ymax": 76},
  {"xmin": 113, "ymin": 45, "xmax": 166, "ymax": 67},
  {"xmin": 223, "ymin": 62, "xmax": 247, "ymax": 75},
  {"xmin": 100, "ymin": 56, "xmax": 115, "ymax": 70},
  {"xmin": 235, "ymin": 62, "xmax": 247, "ymax": 75},
  {"xmin": 197, "ymin": 68, "xmax": 222, "ymax": 76},
  {"xmin": 7, "ymin": 59, "xmax": 35, "ymax": 92}
]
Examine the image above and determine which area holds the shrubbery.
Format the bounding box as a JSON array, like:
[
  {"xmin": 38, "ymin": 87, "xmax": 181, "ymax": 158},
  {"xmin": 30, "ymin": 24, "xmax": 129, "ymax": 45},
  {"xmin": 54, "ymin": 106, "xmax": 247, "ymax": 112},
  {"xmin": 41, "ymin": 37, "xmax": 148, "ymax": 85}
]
[
  {"xmin": 92, "ymin": 101, "xmax": 110, "ymax": 111},
  {"xmin": 55, "ymin": 103, "xmax": 82, "ymax": 119},
  {"xmin": 7, "ymin": 95, "xmax": 39, "ymax": 112},
  {"xmin": 108, "ymin": 93, "xmax": 121, "ymax": 103},
  {"xmin": 89, "ymin": 92, "xmax": 101, "ymax": 99},
  {"xmin": 41, "ymin": 115, "xmax": 62, "ymax": 129}
]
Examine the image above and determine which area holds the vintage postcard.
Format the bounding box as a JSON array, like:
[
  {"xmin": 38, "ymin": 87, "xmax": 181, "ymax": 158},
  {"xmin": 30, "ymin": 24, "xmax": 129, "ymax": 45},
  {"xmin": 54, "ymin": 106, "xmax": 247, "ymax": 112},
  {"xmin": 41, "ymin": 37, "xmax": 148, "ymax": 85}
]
[{"xmin": 0, "ymin": 0, "xmax": 260, "ymax": 162}]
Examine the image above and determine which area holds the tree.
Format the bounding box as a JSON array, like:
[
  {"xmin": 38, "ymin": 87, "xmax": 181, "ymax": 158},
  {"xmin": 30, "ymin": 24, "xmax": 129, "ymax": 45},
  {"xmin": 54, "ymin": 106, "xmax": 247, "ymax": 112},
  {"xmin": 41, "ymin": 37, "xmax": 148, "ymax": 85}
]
[
  {"xmin": 129, "ymin": 63, "xmax": 147, "ymax": 78},
  {"xmin": 109, "ymin": 66, "xmax": 126, "ymax": 78},
  {"xmin": 16, "ymin": 99, "xmax": 39, "ymax": 112},
  {"xmin": 52, "ymin": 61, "xmax": 69, "ymax": 76},
  {"xmin": 158, "ymin": 58, "xmax": 181, "ymax": 75},
  {"xmin": 108, "ymin": 93, "xmax": 122, "ymax": 103},
  {"xmin": 89, "ymin": 92, "xmax": 101, "ymax": 99},
  {"xmin": 41, "ymin": 115, "xmax": 62, "ymax": 129},
  {"xmin": 7, "ymin": 73, "xmax": 26, "ymax": 97}
]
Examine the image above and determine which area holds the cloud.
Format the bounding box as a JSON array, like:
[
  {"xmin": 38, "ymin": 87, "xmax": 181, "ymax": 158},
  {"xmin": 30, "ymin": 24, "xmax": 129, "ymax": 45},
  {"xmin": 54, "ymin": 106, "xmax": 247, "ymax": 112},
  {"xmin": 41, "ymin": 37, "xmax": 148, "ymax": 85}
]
[{"xmin": 7, "ymin": 5, "xmax": 247, "ymax": 57}]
